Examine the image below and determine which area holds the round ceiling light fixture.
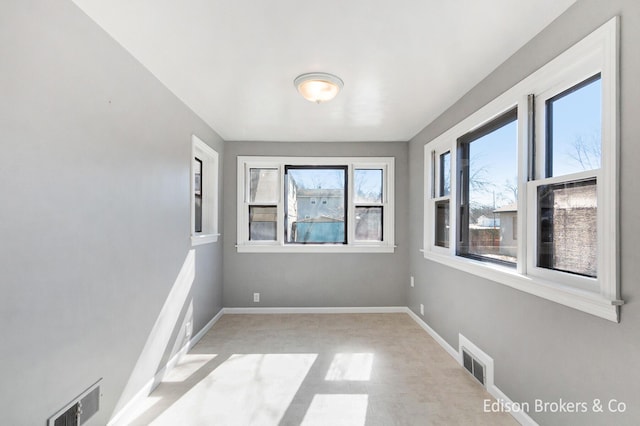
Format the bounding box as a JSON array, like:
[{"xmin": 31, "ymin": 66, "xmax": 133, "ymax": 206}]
[{"xmin": 294, "ymin": 72, "xmax": 344, "ymax": 103}]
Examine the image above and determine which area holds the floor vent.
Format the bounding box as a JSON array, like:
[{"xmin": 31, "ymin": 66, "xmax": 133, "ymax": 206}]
[
  {"xmin": 462, "ymin": 347, "xmax": 486, "ymax": 386},
  {"xmin": 49, "ymin": 379, "xmax": 102, "ymax": 426}
]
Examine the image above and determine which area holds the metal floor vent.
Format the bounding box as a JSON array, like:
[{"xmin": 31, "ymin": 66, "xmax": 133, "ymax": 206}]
[
  {"xmin": 49, "ymin": 379, "xmax": 102, "ymax": 426},
  {"xmin": 462, "ymin": 347, "xmax": 486, "ymax": 386}
]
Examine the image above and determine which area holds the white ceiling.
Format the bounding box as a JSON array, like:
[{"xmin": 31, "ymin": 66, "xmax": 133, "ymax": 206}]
[{"xmin": 71, "ymin": 0, "xmax": 576, "ymax": 142}]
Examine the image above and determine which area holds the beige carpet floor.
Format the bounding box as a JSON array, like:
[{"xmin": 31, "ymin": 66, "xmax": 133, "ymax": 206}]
[{"xmin": 124, "ymin": 313, "xmax": 516, "ymax": 425}]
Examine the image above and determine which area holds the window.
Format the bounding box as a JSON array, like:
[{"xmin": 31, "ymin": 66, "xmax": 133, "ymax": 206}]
[
  {"xmin": 430, "ymin": 149, "xmax": 452, "ymax": 249},
  {"xmin": 248, "ymin": 168, "xmax": 278, "ymax": 241},
  {"xmin": 249, "ymin": 206, "xmax": 277, "ymax": 241},
  {"xmin": 545, "ymin": 75, "xmax": 602, "ymax": 178},
  {"xmin": 354, "ymin": 168, "xmax": 384, "ymax": 241},
  {"xmin": 531, "ymin": 74, "xmax": 603, "ymax": 283},
  {"xmin": 457, "ymin": 108, "xmax": 518, "ymax": 265},
  {"xmin": 237, "ymin": 156, "xmax": 395, "ymax": 253},
  {"xmin": 191, "ymin": 135, "xmax": 219, "ymax": 245},
  {"xmin": 440, "ymin": 152, "xmax": 451, "ymax": 196},
  {"xmin": 434, "ymin": 200, "xmax": 449, "ymax": 248},
  {"xmin": 194, "ymin": 158, "xmax": 203, "ymax": 233},
  {"xmin": 537, "ymin": 178, "xmax": 597, "ymax": 277},
  {"xmin": 423, "ymin": 18, "xmax": 620, "ymax": 322},
  {"xmin": 285, "ymin": 166, "xmax": 347, "ymax": 244}
]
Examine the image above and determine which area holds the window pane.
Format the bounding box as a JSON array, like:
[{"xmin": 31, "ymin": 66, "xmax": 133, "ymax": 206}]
[
  {"xmin": 459, "ymin": 109, "xmax": 518, "ymax": 264},
  {"xmin": 249, "ymin": 206, "xmax": 277, "ymax": 241},
  {"xmin": 355, "ymin": 207, "xmax": 382, "ymax": 241},
  {"xmin": 250, "ymin": 168, "xmax": 279, "ymax": 203},
  {"xmin": 538, "ymin": 178, "xmax": 597, "ymax": 277},
  {"xmin": 286, "ymin": 167, "xmax": 346, "ymax": 243},
  {"xmin": 547, "ymin": 75, "xmax": 601, "ymax": 177},
  {"xmin": 435, "ymin": 200, "xmax": 449, "ymax": 248},
  {"xmin": 439, "ymin": 152, "xmax": 450, "ymax": 197},
  {"xmin": 354, "ymin": 169, "xmax": 383, "ymax": 203},
  {"xmin": 194, "ymin": 158, "xmax": 203, "ymax": 233}
]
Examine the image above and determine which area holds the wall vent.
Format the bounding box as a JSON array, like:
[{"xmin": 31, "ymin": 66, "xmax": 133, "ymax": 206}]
[
  {"xmin": 49, "ymin": 379, "xmax": 102, "ymax": 426},
  {"xmin": 462, "ymin": 347, "xmax": 486, "ymax": 385},
  {"xmin": 458, "ymin": 334, "xmax": 494, "ymax": 390}
]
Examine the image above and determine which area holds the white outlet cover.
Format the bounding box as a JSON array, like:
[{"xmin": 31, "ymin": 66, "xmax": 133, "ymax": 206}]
[
  {"xmin": 253, "ymin": 293, "xmax": 260, "ymax": 302},
  {"xmin": 410, "ymin": 276, "xmax": 415, "ymax": 287},
  {"xmin": 420, "ymin": 304, "xmax": 424, "ymax": 316}
]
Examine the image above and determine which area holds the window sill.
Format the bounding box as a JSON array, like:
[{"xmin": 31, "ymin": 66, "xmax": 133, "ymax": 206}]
[
  {"xmin": 191, "ymin": 233, "xmax": 220, "ymax": 246},
  {"xmin": 422, "ymin": 250, "xmax": 621, "ymax": 322},
  {"xmin": 236, "ymin": 244, "xmax": 395, "ymax": 253}
]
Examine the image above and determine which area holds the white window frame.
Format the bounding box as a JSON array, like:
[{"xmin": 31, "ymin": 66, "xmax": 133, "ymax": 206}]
[
  {"xmin": 428, "ymin": 147, "xmax": 453, "ymax": 255},
  {"xmin": 237, "ymin": 156, "xmax": 395, "ymax": 253},
  {"xmin": 191, "ymin": 135, "xmax": 219, "ymax": 246},
  {"xmin": 423, "ymin": 17, "xmax": 621, "ymax": 322}
]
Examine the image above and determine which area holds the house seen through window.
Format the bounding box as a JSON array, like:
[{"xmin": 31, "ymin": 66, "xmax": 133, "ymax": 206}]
[
  {"xmin": 285, "ymin": 166, "xmax": 347, "ymax": 244},
  {"xmin": 238, "ymin": 156, "xmax": 395, "ymax": 252}
]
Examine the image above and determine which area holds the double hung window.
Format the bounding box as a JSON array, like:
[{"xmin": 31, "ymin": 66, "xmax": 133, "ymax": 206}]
[
  {"xmin": 433, "ymin": 150, "xmax": 451, "ymax": 248},
  {"xmin": 354, "ymin": 168, "xmax": 385, "ymax": 242},
  {"xmin": 531, "ymin": 74, "xmax": 603, "ymax": 285},
  {"xmin": 191, "ymin": 135, "xmax": 219, "ymax": 245},
  {"xmin": 194, "ymin": 158, "xmax": 203, "ymax": 233},
  {"xmin": 423, "ymin": 18, "xmax": 620, "ymax": 321},
  {"xmin": 248, "ymin": 168, "xmax": 279, "ymax": 241},
  {"xmin": 237, "ymin": 157, "xmax": 395, "ymax": 253}
]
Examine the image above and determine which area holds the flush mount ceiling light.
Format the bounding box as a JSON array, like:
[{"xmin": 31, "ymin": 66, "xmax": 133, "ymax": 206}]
[{"xmin": 294, "ymin": 72, "xmax": 344, "ymax": 103}]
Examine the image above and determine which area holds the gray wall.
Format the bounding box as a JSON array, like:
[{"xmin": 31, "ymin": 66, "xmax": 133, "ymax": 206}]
[
  {"xmin": 0, "ymin": 1, "xmax": 224, "ymax": 424},
  {"xmin": 408, "ymin": 0, "xmax": 640, "ymax": 424},
  {"xmin": 6, "ymin": 0, "xmax": 638, "ymax": 424},
  {"xmin": 223, "ymin": 141, "xmax": 409, "ymax": 308}
]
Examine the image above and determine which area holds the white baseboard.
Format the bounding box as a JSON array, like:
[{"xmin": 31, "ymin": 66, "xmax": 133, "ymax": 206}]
[
  {"xmin": 222, "ymin": 306, "xmax": 408, "ymax": 314},
  {"xmin": 189, "ymin": 308, "xmax": 225, "ymax": 350},
  {"xmin": 488, "ymin": 384, "xmax": 538, "ymax": 426},
  {"xmin": 404, "ymin": 308, "xmax": 459, "ymax": 360},
  {"xmin": 107, "ymin": 308, "xmax": 225, "ymax": 426},
  {"xmin": 109, "ymin": 306, "xmax": 535, "ymax": 426},
  {"xmin": 404, "ymin": 307, "xmax": 537, "ymax": 426}
]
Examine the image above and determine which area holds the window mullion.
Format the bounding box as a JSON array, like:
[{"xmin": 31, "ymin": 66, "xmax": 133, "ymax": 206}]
[
  {"xmin": 448, "ymin": 144, "xmax": 457, "ymax": 256},
  {"xmin": 277, "ymin": 163, "xmax": 284, "ymax": 245},
  {"xmin": 347, "ymin": 164, "xmax": 355, "ymax": 244},
  {"xmin": 518, "ymin": 95, "xmax": 532, "ymax": 275}
]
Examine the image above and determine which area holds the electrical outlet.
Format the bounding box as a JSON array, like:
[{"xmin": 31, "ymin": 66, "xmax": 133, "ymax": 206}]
[
  {"xmin": 410, "ymin": 276, "xmax": 415, "ymax": 287},
  {"xmin": 253, "ymin": 292, "xmax": 260, "ymax": 303},
  {"xmin": 420, "ymin": 303, "xmax": 424, "ymax": 316}
]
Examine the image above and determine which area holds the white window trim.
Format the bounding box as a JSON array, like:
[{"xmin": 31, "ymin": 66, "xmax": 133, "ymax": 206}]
[
  {"xmin": 423, "ymin": 17, "xmax": 621, "ymax": 322},
  {"xmin": 191, "ymin": 135, "xmax": 220, "ymax": 246},
  {"xmin": 237, "ymin": 156, "xmax": 395, "ymax": 253},
  {"xmin": 428, "ymin": 147, "xmax": 452, "ymax": 255}
]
